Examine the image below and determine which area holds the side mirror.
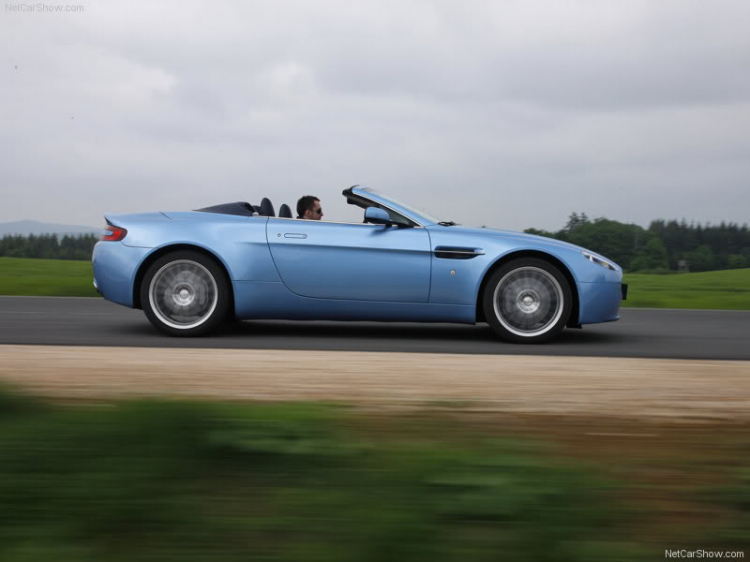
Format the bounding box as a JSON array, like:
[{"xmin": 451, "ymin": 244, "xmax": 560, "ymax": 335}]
[{"xmin": 364, "ymin": 207, "xmax": 391, "ymax": 225}]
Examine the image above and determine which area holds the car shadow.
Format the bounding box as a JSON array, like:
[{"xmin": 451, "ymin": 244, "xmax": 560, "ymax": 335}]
[
  {"xmin": 107, "ymin": 318, "xmax": 624, "ymax": 353},
  {"xmin": 553, "ymin": 328, "xmax": 622, "ymax": 344},
  {"xmin": 218, "ymin": 320, "xmax": 622, "ymax": 345},
  {"xmin": 218, "ymin": 320, "xmax": 497, "ymax": 341}
]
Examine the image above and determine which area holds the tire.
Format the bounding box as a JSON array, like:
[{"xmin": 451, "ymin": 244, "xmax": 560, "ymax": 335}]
[
  {"xmin": 140, "ymin": 250, "xmax": 230, "ymax": 336},
  {"xmin": 482, "ymin": 258, "xmax": 572, "ymax": 343}
]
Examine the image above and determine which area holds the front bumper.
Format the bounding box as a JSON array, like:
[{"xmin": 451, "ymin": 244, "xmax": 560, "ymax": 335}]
[{"xmin": 578, "ymin": 281, "xmax": 624, "ymax": 325}]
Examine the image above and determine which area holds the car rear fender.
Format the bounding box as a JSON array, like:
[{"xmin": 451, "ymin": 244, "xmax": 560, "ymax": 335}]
[{"xmin": 132, "ymin": 243, "xmax": 235, "ymax": 312}]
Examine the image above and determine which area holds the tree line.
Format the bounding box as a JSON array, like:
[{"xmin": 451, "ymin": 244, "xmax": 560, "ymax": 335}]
[
  {"xmin": 525, "ymin": 214, "xmax": 750, "ymax": 272},
  {"xmin": 0, "ymin": 234, "xmax": 98, "ymax": 261}
]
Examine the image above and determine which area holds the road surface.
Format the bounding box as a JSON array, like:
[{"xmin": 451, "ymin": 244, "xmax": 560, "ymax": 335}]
[{"xmin": 1, "ymin": 296, "xmax": 748, "ymax": 360}]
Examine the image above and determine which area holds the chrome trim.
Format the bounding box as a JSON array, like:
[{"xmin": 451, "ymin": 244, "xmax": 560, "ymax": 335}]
[{"xmin": 432, "ymin": 250, "xmax": 485, "ymax": 256}]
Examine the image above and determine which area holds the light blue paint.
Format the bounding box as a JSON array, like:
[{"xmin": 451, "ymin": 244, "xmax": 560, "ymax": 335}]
[{"xmin": 93, "ymin": 188, "xmax": 624, "ymax": 327}]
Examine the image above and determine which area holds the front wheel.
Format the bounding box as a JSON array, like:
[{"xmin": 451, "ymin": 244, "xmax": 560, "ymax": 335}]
[
  {"xmin": 141, "ymin": 250, "xmax": 230, "ymax": 336},
  {"xmin": 483, "ymin": 258, "xmax": 572, "ymax": 343}
]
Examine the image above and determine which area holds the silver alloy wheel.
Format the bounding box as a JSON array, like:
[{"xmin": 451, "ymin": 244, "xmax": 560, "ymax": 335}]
[
  {"xmin": 492, "ymin": 266, "xmax": 564, "ymax": 338},
  {"xmin": 148, "ymin": 259, "xmax": 219, "ymax": 330}
]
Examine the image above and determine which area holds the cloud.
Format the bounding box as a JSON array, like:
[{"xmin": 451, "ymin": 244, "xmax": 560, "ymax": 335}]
[{"xmin": 0, "ymin": 0, "xmax": 749, "ymax": 231}]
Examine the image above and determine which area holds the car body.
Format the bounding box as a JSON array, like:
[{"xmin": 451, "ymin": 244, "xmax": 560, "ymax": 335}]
[{"xmin": 92, "ymin": 186, "xmax": 627, "ymax": 342}]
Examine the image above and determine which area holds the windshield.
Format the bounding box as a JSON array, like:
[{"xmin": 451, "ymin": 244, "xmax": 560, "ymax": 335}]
[{"xmin": 361, "ymin": 188, "xmax": 444, "ymax": 224}]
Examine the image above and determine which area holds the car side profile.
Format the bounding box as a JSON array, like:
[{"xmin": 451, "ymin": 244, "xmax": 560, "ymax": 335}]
[{"xmin": 92, "ymin": 186, "xmax": 627, "ymax": 343}]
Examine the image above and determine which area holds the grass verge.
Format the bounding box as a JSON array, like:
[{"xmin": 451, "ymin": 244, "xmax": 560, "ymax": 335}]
[
  {"xmin": 0, "ymin": 257, "xmax": 97, "ymax": 297},
  {"xmin": 0, "ymin": 388, "xmax": 748, "ymax": 560},
  {"xmin": 622, "ymin": 268, "xmax": 750, "ymax": 310}
]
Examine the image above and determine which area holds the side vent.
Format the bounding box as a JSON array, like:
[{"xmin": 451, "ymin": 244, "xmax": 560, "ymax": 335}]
[{"xmin": 433, "ymin": 246, "xmax": 485, "ymax": 260}]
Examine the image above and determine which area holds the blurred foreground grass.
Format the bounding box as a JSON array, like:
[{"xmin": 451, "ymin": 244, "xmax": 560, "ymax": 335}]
[
  {"xmin": 0, "ymin": 389, "xmax": 748, "ymax": 561},
  {"xmin": 0, "ymin": 257, "xmax": 97, "ymax": 297},
  {"xmin": 622, "ymin": 268, "xmax": 750, "ymax": 310},
  {"xmin": 2, "ymin": 257, "xmax": 749, "ymax": 310}
]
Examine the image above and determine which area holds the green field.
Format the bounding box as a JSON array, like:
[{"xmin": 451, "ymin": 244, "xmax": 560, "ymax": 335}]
[
  {"xmin": 622, "ymin": 268, "xmax": 750, "ymax": 310},
  {"xmin": 1, "ymin": 257, "xmax": 749, "ymax": 310},
  {"xmin": 0, "ymin": 388, "xmax": 748, "ymax": 561},
  {"xmin": 0, "ymin": 257, "xmax": 98, "ymax": 297}
]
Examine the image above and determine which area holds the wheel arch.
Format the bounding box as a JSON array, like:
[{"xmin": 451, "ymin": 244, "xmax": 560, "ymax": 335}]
[
  {"xmin": 133, "ymin": 244, "xmax": 235, "ymax": 315},
  {"xmin": 475, "ymin": 250, "xmax": 580, "ymax": 326}
]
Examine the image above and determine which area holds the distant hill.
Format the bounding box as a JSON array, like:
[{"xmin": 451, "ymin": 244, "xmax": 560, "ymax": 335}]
[{"xmin": 0, "ymin": 220, "xmax": 100, "ymax": 237}]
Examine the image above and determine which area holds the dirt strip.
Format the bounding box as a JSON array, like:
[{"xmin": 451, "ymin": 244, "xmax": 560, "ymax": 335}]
[{"xmin": 1, "ymin": 345, "xmax": 749, "ymax": 420}]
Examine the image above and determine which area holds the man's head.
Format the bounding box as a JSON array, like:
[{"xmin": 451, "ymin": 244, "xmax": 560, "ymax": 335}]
[{"xmin": 297, "ymin": 195, "xmax": 323, "ymax": 220}]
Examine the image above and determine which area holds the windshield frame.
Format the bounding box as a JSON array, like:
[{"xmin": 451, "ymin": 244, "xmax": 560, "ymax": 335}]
[{"xmin": 344, "ymin": 186, "xmax": 442, "ymax": 226}]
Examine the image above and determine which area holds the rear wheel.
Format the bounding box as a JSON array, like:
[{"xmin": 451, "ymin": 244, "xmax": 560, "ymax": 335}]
[
  {"xmin": 483, "ymin": 258, "xmax": 572, "ymax": 343},
  {"xmin": 141, "ymin": 250, "xmax": 230, "ymax": 336}
]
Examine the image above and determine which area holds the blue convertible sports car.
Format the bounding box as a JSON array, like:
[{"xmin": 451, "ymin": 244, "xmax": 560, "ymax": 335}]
[{"xmin": 92, "ymin": 186, "xmax": 627, "ymax": 343}]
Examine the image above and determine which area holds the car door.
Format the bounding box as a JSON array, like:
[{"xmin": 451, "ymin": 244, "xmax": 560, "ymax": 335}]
[{"xmin": 266, "ymin": 218, "xmax": 431, "ymax": 302}]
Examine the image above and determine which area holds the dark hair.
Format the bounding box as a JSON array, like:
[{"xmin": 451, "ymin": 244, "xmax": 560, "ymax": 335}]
[{"xmin": 297, "ymin": 195, "xmax": 320, "ymax": 218}]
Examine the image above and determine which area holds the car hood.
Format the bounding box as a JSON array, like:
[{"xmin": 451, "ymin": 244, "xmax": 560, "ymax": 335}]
[
  {"xmin": 447, "ymin": 225, "xmax": 622, "ymax": 268},
  {"xmin": 451, "ymin": 226, "xmax": 586, "ymax": 252}
]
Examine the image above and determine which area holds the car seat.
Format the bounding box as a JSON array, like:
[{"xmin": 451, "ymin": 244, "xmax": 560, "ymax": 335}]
[
  {"xmin": 260, "ymin": 198, "xmax": 275, "ymax": 217},
  {"xmin": 278, "ymin": 204, "xmax": 293, "ymax": 218}
]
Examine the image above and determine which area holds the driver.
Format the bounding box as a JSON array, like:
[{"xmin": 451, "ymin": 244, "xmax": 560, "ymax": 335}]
[{"xmin": 297, "ymin": 196, "xmax": 323, "ymax": 220}]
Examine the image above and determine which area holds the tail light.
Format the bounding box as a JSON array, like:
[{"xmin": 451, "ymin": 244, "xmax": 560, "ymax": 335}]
[{"xmin": 101, "ymin": 223, "xmax": 127, "ymax": 242}]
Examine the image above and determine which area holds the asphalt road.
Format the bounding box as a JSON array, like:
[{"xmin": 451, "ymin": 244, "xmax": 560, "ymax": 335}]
[{"xmin": 0, "ymin": 296, "xmax": 748, "ymax": 360}]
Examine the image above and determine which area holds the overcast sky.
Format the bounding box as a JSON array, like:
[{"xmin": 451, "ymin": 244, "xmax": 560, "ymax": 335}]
[{"xmin": 1, "ymin": 0, "xmax": 749, "ymax": 231}]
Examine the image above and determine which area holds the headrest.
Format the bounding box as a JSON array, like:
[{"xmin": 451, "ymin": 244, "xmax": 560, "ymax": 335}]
[
  {"xmin": 279, "ymin": 204, "xmax": 292, "ymax": 218},
  {"xmin": 260, "ymin": 198, "xmax": 275, "ymax": 217}
]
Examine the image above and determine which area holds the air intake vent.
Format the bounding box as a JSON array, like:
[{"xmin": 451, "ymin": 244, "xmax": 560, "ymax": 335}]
[{"xmin": 433, "ymin": 246, "xmax": 484, "ymax": 260}]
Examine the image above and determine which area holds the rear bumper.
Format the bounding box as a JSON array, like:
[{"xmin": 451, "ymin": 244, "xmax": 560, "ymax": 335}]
[{"xmin": 92, "ymin": 241, "xmax": 150, "ymax": 308}]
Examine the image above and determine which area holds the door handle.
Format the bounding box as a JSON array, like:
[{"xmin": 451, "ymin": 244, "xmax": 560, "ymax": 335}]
[{"xmin": 284, "ymin": 233, "xmax": 307, "ymax": 239}]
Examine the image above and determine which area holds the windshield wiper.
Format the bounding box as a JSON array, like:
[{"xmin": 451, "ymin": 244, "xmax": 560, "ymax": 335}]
[{"xmin": 438, "ymin": 221, "xmax": 457, "ymax": 226}]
